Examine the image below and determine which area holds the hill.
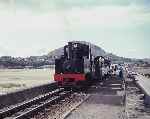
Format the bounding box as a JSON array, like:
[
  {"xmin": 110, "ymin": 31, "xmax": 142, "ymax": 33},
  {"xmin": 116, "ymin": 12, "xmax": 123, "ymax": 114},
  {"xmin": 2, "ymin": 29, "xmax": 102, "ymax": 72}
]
[
  {"xmin": 0, "ymin": 41, "xmax": 147, "ymax": 69},
  {"xmin": 48, "ymin": 41, "xmax": 106, "ymax": 57},
  {"xmin": 47, "ymin": 41, "xmax": 132, "ymax": 63}
]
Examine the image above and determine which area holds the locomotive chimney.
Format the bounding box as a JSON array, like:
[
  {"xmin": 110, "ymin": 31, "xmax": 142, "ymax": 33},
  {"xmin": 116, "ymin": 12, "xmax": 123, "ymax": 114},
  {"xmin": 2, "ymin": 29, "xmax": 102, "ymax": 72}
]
[
  {"xmin": 64, "ymin": 45, "xmax": 67, "ymax": 58},
  {"xmin": 68, "ymin": 42, "xmax": 73, "ymax": 59}
]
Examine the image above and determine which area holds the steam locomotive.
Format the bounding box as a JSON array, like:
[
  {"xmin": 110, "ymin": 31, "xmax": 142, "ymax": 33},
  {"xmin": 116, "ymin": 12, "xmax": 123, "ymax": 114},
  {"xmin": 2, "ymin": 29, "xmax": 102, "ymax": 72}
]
[{"xmin": 54, "ymin": 42, "xmax": 111, "ymax": 88}]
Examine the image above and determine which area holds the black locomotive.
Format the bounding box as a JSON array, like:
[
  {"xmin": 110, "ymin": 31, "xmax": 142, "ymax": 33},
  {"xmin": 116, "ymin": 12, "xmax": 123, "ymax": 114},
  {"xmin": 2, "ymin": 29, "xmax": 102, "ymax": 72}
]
[{"xmin": 54, "ymin": 42, "xmax": 111, "ymax": 88}]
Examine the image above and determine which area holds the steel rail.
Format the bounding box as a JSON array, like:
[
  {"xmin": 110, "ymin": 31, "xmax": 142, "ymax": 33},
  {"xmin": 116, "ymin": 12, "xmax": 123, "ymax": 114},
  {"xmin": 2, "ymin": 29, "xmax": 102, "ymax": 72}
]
[
  {"xmin": 0, "ymin": 88, "xmax": 66, "ymax": 119},
  {"xmin": 14, "ymin": 91, "xmax": 71, "ymax": 119}
]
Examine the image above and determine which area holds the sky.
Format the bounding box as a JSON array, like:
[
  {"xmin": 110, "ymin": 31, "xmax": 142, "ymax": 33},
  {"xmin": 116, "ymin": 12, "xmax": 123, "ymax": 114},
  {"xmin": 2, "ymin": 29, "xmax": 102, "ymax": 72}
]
[{"xmin": 0, "ymin": 0, "xmax": 150, "ymax": 58}]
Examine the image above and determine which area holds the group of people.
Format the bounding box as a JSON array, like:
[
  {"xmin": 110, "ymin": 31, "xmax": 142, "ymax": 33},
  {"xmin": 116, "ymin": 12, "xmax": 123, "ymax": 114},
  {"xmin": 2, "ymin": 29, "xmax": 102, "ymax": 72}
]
[{"xmin": 102, "ymin": 64, "xmax": 124, "ymax": 80}]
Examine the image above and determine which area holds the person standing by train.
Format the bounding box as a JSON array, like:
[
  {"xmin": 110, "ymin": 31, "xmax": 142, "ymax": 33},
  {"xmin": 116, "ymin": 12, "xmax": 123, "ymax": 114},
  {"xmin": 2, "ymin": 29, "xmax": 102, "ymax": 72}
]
[
  {"xmin": 119, "ymin": 69, "xmax": 123, "ymax": 79},
  {"xmin": 102, "ymin": 66, "xmax": 110, "ymax": 80},
  {"xmin": 118, "ymin": 66, "xmax": 125, "ymax": 88}
]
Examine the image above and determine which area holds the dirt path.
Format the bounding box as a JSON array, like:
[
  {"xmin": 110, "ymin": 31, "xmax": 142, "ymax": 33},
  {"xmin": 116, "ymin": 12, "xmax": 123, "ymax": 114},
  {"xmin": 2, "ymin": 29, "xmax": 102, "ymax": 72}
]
[
  {"xmin": 65, "ymin": 95, "xmax": 125, "ymax": 119},
  {"xmin": 126, "ymin": 78, "xmax": 150, "ymax": 119},
  {"xmin": 65, "ymin": 81, "xmax": 126, "ymax": 119}
]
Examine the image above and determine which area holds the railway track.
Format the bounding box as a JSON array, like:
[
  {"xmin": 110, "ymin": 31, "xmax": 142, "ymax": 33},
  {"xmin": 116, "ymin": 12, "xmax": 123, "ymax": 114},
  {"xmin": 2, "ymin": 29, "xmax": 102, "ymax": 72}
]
[{"xmin": 0, "ymin": 88, "xmax": 71, "ymax": 119}]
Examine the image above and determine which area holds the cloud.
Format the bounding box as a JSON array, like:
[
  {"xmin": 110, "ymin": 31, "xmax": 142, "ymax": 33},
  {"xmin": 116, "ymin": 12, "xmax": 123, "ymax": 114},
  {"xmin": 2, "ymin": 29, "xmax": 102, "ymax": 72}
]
[
  {"xmin": 1, "ymin": 0, "xmax": 150, "ymax": 13},
  {"xmin": 0, "ymin": 45, "xmax": 11, "ymax": 56},
  {"xmin": 0, "ymin": 0, "xmax": 150, "ymax": 58},
  {"xmin": 62, "ymin": 4, "xmax": 150, "ymax": 31}
]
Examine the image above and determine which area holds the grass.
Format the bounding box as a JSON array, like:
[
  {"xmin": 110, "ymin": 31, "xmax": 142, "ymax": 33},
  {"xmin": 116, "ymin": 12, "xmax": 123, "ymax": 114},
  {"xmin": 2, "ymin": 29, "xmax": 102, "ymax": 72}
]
[
  {"xmin": 0, "ymin": 69, "xmax": 54, "ymax": 93},
  {"xmin": 0, "ymin": 83, "xmax": 23, "ymax": 88}
]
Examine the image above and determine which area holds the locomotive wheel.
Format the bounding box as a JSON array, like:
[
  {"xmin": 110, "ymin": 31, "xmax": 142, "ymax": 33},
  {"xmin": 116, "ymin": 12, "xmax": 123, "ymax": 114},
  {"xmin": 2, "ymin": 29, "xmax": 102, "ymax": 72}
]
[{"xmin": 85, "ymin": 73, "xmax": 92, "ymax": 85}]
